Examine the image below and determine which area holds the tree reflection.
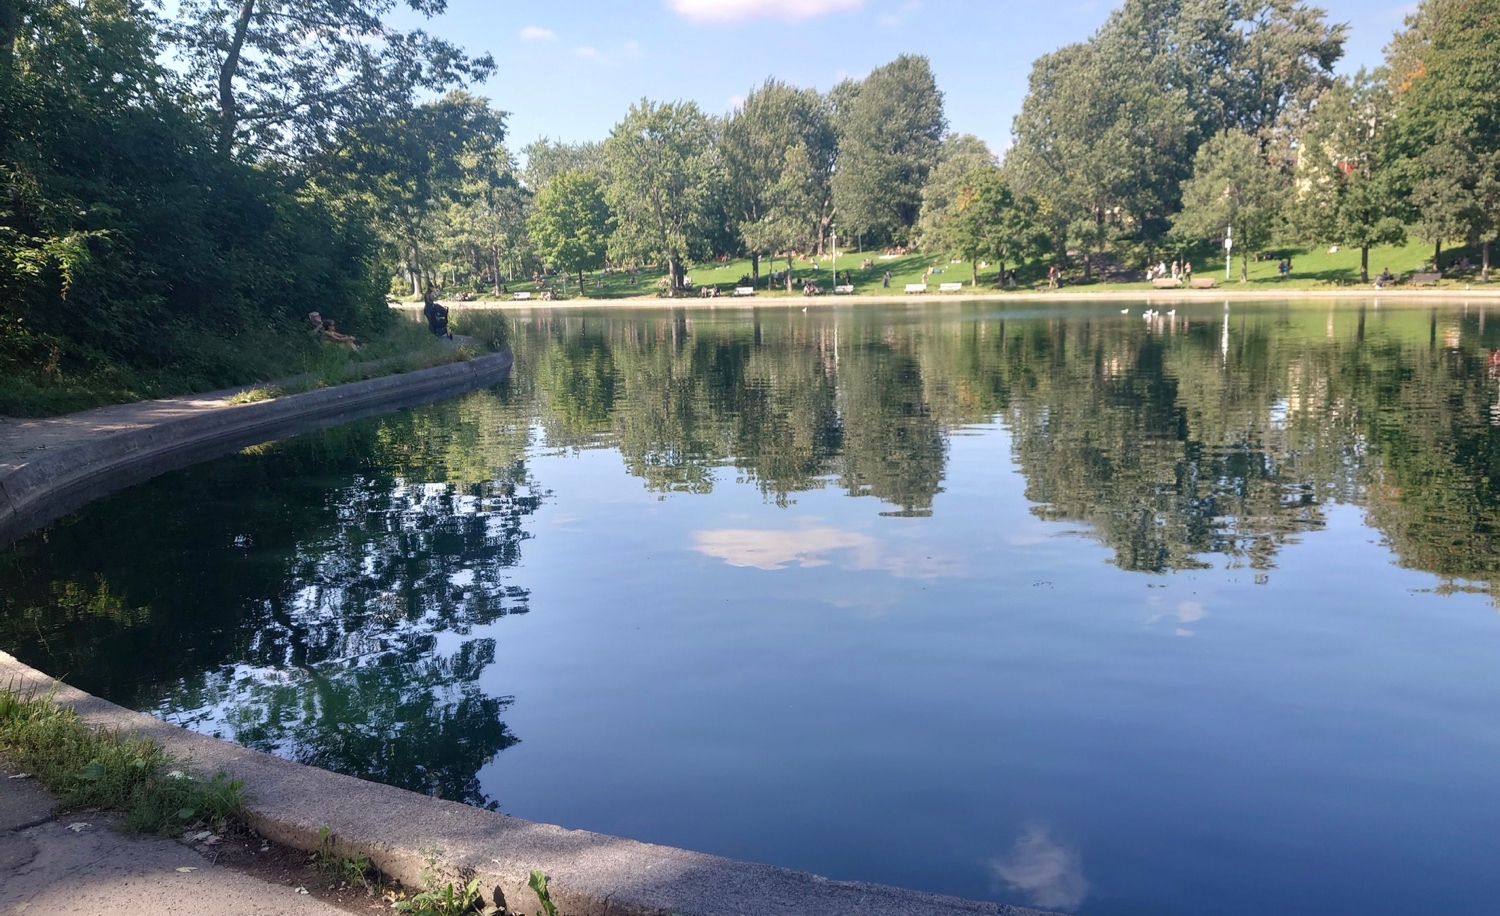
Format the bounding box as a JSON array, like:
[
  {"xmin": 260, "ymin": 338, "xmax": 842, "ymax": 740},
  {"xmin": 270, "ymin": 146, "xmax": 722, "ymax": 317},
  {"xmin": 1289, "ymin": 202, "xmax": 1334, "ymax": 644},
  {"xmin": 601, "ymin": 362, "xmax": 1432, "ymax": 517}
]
[{"xmin": 0, "ymin": 396, "xmax": 539, "ymax": 806}]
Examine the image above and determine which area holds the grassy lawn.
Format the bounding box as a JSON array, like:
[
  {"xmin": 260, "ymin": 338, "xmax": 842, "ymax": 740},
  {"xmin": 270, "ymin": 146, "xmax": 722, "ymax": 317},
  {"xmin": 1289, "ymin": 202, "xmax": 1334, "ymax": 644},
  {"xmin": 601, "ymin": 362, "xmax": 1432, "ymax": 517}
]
[{"xmin": 431, "ymin": 235, "xmax": 1491, "ymax": 303}]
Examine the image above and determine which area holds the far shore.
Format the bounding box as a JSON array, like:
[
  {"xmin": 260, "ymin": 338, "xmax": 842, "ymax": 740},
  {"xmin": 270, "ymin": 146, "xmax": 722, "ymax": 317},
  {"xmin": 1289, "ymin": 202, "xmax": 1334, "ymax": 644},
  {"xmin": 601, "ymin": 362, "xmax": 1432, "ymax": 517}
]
[{"xmin": 408, "ymin": 284, "xmax": 1500, "ymax": 312}]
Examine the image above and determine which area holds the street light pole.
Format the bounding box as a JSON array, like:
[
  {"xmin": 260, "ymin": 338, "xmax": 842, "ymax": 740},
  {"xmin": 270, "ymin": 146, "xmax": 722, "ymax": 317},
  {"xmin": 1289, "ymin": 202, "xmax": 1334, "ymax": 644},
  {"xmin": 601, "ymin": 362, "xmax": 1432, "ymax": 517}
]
[{"xmin": 1225, "ymin": 226, "xmax": 1233, "ymax": 281}]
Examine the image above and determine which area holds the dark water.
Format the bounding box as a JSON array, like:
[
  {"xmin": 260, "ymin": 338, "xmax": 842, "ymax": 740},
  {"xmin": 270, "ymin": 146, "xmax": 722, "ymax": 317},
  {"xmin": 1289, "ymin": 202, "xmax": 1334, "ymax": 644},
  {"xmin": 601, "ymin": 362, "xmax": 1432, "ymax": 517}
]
[{"xmin": 4, "ymin": 301, "xmax": 1500, "ymax": 915}]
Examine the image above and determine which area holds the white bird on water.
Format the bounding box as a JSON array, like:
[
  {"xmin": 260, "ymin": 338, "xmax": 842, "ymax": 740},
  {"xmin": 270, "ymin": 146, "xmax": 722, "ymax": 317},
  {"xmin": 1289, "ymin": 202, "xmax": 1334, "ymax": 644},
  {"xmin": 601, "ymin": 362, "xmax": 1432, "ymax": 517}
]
[
  {"xmin": 1167, "ymin": 308, "xmax": 1177, "ymax": 317},
  {"xmin": 1121, "ymin": 308, "xmax": 1130, "ymax": 314}
]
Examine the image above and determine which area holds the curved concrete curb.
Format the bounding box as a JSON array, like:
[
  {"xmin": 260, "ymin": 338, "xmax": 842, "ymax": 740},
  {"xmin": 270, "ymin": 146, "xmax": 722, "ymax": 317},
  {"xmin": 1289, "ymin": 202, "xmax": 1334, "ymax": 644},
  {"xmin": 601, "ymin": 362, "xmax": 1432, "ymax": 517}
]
[
  {"xmin": 0, "ymin": 652, "xmax": 1049, "ymax": 916},
  {"xmin": 0, "ymin": 349, "xmax": 513, "ymax": 548}
]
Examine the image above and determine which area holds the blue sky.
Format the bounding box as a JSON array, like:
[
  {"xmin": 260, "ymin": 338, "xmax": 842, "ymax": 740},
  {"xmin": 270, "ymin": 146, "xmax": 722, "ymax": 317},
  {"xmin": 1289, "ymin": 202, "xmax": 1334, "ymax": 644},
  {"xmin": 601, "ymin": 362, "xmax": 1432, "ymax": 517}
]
[{"xmin": 392, "ymin": 0, "xmax": 1418, "ymax": 162}]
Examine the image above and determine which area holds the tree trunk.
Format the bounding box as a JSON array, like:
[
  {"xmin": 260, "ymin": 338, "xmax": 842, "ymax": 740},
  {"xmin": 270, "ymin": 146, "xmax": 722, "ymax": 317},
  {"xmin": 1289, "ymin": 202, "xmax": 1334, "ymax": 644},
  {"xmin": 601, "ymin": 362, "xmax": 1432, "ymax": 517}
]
[
  {"xmin": 971, "ymin": 261, "xmax": 978, "ymax": 286},
  {"xmin": 1434, "ymin": 239, "xmax": 1442, "ymax": 271},
  {"xmin": 578, "ymin": 268, "xmax": 585, "ymax": 293},
  {"xmin": 751, "ymin": 251, "xmax": 760, "ymax": 283},
  {"xmin": 786, "ymin": 254, "xmax": 794, "ymax": 293},
  {"xmin": 491, "ymin": 246, "xmax": 501, "ymax": 295},
  {"xmin": 1360, "ymin": 246, "xmax": 1369, "ymax": 284},
  {"xmin": 1241, "ymin": 251, "xmax": 1249, "ymax": 283},
  {"xmin": 1483, "ymin": 239, "xmax": 1490, "ymax": 283},
  {"xmin": 217, "ymin": 0, "xmax": 257, "ymax": 156}
]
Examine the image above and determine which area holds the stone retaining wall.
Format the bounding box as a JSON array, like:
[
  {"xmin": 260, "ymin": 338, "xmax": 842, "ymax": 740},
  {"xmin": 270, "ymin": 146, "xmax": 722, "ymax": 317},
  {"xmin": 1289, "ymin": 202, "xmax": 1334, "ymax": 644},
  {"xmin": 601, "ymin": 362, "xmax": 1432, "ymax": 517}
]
[{"xmin": 0, "ymin": 349, "xmax": 512, "ymax": 548}]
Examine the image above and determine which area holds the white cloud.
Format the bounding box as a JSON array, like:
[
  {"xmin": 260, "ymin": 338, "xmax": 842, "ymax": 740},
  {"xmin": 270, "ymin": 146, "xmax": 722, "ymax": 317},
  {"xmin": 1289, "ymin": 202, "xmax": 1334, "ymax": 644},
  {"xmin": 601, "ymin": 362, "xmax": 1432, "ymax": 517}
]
[
  {"xmin": 728, "ymin": 94, "xmax": 746, "ymax": 110},
  {"xmin": 624, "ymin": 39, "xmax": 644, "ymax": 59},
  {"xmin": 667, "ymin": 0, "xmax": 863, "ymax": 24},
  {"xmin": 575, "ymin": 45, "xmax": 600, "ymax": 58},
  {"xmin": 519, "ymin": 25, "xmax": 555, "ymax": 41}
]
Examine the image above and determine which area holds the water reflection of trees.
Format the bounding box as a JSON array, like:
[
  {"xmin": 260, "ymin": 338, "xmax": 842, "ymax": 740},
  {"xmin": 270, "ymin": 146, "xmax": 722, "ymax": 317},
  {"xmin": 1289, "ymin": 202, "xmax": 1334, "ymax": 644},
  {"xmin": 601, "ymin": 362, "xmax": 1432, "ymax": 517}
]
[
  {"xmin": 515, "ymin": 304, "xmax": 1500, "ymax": 593},
  {"xmin": 0, "ymin": 398, "xmax": 539, "ymax": 805}
]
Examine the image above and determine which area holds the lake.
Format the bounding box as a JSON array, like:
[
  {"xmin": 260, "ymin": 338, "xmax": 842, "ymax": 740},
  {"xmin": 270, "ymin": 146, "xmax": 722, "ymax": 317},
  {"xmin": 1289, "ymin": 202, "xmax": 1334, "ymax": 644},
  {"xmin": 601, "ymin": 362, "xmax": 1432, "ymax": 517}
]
[{"xmin": 3, "ymin": 300, "xmax": 1499, "ymax": 915}]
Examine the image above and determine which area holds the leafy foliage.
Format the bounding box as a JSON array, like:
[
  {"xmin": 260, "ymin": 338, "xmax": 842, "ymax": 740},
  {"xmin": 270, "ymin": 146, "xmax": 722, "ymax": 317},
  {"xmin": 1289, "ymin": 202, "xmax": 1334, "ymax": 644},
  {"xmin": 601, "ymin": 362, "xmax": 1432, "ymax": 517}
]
[{"xmin": 528, "ymin": 169, "xmax": 611, "ymax": 287}]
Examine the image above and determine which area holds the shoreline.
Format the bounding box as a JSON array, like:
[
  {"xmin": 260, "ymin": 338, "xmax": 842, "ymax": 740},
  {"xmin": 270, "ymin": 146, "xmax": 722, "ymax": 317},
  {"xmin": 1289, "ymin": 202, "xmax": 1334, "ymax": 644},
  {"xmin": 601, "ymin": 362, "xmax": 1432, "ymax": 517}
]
[
  {"xmin": 409, "ymin": 284, "xmax": 1500, "ymax": 312},
  {"xmin": 0, "ymin": 348, "xmax": 514, "ymax": 548}
]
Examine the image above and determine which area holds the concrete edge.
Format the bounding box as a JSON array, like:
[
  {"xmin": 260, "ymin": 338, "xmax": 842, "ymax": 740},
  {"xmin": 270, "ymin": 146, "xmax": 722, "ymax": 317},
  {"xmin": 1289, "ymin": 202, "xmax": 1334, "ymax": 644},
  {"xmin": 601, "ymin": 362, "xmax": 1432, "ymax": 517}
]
[
  {"xmin": 0, "ymin": 349, "xmax": 513, "ymax": 549},
  {"xmin": 0, "ymin": 652, "xmax": 1053, "ymax": 916}
]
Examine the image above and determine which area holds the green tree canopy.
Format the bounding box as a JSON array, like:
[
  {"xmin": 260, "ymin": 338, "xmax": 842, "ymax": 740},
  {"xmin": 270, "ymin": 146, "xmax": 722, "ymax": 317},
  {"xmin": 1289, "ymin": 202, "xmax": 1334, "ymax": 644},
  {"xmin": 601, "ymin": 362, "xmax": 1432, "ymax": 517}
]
[
  {"xmin": 171, "ymin": 0, "xmax": 493, "ymax": 158},
  {"xmin": 720, "ymin": 79, "xmax": 834, "ymax": 279},
  {"xmin": 830, "ymin": 54, "xmax": 946, "ymax": 246},
  {"xmin": 1173, "ymin": 129, "xmax": 1286, "ymax": 280},
  {"xmin": 527, "ymin": 169, "xmax": 611, "ymax": 288},
  {"xmin": 1295, "ymin": 70, "xmax": 1405, "ymax": 281},
  {"xmin": 603, "ymin": 98, "xmax": 720, "ymax": 292}
]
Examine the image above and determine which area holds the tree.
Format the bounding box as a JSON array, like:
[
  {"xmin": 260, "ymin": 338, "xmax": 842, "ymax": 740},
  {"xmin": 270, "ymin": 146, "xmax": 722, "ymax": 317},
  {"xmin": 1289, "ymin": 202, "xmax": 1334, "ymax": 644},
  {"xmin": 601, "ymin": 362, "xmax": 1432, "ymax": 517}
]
[
  {"xmin": 720, "ymin": 79, "xmax": 834, "ymax": 280},
  {"xmin": 521, "ymin": 136, "xmax": 606, "ymax": 192},
  {"xmin": 830, "ymin": 55, "xmax": 946, "ymax": 246},
  {"xmin": 742, "ymin": 141, "xmax": 827, "ymax": 292},
  {"xmin": 528, "ymin": 169, "xmax": 611, "ymax": 290},
  {"xmin": 1296, "ymin": 71, "xmax": 1405, "ymax": 282},
  {"xmin": 915, "ymin": 133, "xmax": 996, "ymax": 253},
  {"xmin": 947, "ymin": 167, "xmax": 1049, "ymax": 285},
  {"xmin": 1174, "ymin": 130, "xmax": 1285, "ymax": 281},
  {"xmin": 325, "ymin": 90, "xmax": 507, "ymax": 295},
  {"xmin": 170, "ymin": 0, "xmax": 493, "ymax": 158},
  {"xmin": 444, "ymin": 144, "xmax": 528, "ymax": 293},
  {"xmin": 603, "ymin": 98, "xmax": 719, "ymax": 293},
  {"xmin": 1386, "ymin": 0, "xmax": 1500, "ymax": 279},
  {"xmin": 1413, "ymin": 133, "xmax": 1500, "ymax": 281}
]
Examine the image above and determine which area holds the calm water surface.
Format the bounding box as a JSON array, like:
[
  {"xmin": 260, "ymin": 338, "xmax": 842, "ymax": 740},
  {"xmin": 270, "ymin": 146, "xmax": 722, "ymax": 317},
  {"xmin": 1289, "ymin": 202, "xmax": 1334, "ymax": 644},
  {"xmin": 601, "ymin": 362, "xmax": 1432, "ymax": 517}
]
[{"xmin": 4, "ymin": 301, "xmax": 1500, "ymax": 915}]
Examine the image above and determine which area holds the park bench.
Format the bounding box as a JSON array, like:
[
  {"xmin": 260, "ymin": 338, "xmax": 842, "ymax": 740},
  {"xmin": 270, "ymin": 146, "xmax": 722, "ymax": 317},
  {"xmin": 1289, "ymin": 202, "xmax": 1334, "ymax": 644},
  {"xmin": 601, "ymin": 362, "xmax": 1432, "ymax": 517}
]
[
  {"xmin": 1189, "ymin": 277, "xmax": 1218, "ymax": 289},
  {"xmin": 734, "ymin": 286, "xmax": 756, "ymax": 297},
  {"xmin": 939, "ymin": 282, "xmax": 964, "ymax": 293},
  {"xmin": 1151, "ymin": 277, "xmax": 1181, "ymax": 289},
  {"xmin": 905, "ymin": 283, "xmax": 928, "ymax": 294},
  {"xmin": 1409, "ymin": 271, "xmax": 1441, "ymax": 286},
  {"xmin": 511, "ymin": 291, "xmax": 532, "ymax": 301},
  {"xmin": 833, "ymin": 284, "xmax": 854, "ymax": 295}
]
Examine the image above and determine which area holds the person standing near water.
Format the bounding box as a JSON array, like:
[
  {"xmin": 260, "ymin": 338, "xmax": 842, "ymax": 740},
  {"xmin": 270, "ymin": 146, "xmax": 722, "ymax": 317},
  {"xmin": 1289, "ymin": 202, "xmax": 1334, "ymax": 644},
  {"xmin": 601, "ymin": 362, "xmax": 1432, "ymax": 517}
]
[{"xmin": 883, "ymin": 270, "xmax": 891, "ymax": 288}]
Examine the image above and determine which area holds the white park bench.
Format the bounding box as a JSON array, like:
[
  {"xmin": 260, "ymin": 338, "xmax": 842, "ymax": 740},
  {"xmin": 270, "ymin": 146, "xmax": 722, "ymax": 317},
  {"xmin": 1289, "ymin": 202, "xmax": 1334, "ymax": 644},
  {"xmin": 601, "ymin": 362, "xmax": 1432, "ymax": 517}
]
[
  {"xmin": 938, "ymin": 282, "xmax": 964, "ymax": 293},
  {"xmin": 833, "ymin": 284, "xmax": 855, "ymax": 295},
  {"xmin": 904, "ymin": 283, "xmax": 927, "ymax": 294},
  {"xmin": 511, "ymin": 291, "xmax": 532, "ymax": 301},
  {"xmin": 733, "ymin": 286, "xmax": 756, "ymax": 297}
]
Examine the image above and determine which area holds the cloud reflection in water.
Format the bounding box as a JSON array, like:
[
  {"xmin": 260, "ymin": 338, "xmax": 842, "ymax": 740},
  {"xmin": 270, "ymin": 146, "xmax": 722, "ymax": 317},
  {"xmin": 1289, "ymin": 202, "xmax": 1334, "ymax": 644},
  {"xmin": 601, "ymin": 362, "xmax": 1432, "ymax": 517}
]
[
  {"xmin": 991, "ymin": 827, "xmax": 1089, "ymax": 912},
  {"xmin": 691, "ymin": 523, "xmax": 957, "ymax": 578}
]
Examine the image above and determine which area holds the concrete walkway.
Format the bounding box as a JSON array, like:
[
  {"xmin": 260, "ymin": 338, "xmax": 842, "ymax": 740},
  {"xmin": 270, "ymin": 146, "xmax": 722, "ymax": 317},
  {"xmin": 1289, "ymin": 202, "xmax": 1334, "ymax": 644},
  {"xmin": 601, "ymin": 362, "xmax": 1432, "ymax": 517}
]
[{"xmin": 0, "ymin": 761, "xmax": 352, "ymax": 916}]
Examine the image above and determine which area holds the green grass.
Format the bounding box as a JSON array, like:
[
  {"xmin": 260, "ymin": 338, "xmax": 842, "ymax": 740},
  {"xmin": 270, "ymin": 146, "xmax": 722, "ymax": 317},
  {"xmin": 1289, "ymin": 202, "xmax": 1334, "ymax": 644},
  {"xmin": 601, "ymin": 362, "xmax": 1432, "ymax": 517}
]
[
  {"xmin": 0, "ymin": 312, "xmax": 501, "ymax": 418},
  {"xmin": 427, "ymin": 235, "xmax": 1491, "ymax": 303},
  {"xmin": 0, "ymin": 683, "xmax": 246, "ymax": 835}
]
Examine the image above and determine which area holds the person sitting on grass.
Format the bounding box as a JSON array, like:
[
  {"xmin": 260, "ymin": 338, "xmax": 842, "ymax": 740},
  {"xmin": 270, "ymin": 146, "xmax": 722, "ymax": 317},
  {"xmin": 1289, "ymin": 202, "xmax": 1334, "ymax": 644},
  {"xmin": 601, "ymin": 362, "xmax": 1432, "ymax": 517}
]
[
  {"xmin": 1374, "ymin": 267, "xmax": 1394, "ymax": 289},
  {"xmin": 322, "ymin": 319, "xmax": 359, "ymax": 351},
  {"xmin": 307, "ymin": 311, "xmax": 325, "ymax": 336}
]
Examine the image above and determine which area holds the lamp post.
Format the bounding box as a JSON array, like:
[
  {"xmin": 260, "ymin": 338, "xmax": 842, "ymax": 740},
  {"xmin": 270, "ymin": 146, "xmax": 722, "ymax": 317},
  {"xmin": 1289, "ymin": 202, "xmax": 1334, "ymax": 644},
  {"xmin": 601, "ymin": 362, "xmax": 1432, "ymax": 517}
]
[{"xmin": 1224, "ymin": 226, "xmax": 1233, "ymax": 281}]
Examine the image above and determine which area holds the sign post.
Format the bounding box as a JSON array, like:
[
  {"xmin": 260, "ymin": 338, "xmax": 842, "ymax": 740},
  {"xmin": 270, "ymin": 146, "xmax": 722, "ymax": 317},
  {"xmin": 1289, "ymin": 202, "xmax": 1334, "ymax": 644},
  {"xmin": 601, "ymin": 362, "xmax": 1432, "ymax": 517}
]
[{"xmin": 1224, "ymin": 227, "xmax": 1233, "ymax": 281}]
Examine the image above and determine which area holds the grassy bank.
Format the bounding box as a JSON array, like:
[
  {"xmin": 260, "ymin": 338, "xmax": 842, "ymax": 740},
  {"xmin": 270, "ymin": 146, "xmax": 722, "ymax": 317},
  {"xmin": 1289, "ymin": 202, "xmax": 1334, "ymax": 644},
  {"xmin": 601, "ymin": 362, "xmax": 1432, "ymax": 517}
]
[
  {"xmin": 421, "ymin": 236, "xmax": 1489, "ymax": 304},
  {"xmin": 0, "ymin": 684, "xmax": 246, "ymax": 835},
  {"xmin": 0, "ymin": 311, "xmax": 510, "ymax": 419}
]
